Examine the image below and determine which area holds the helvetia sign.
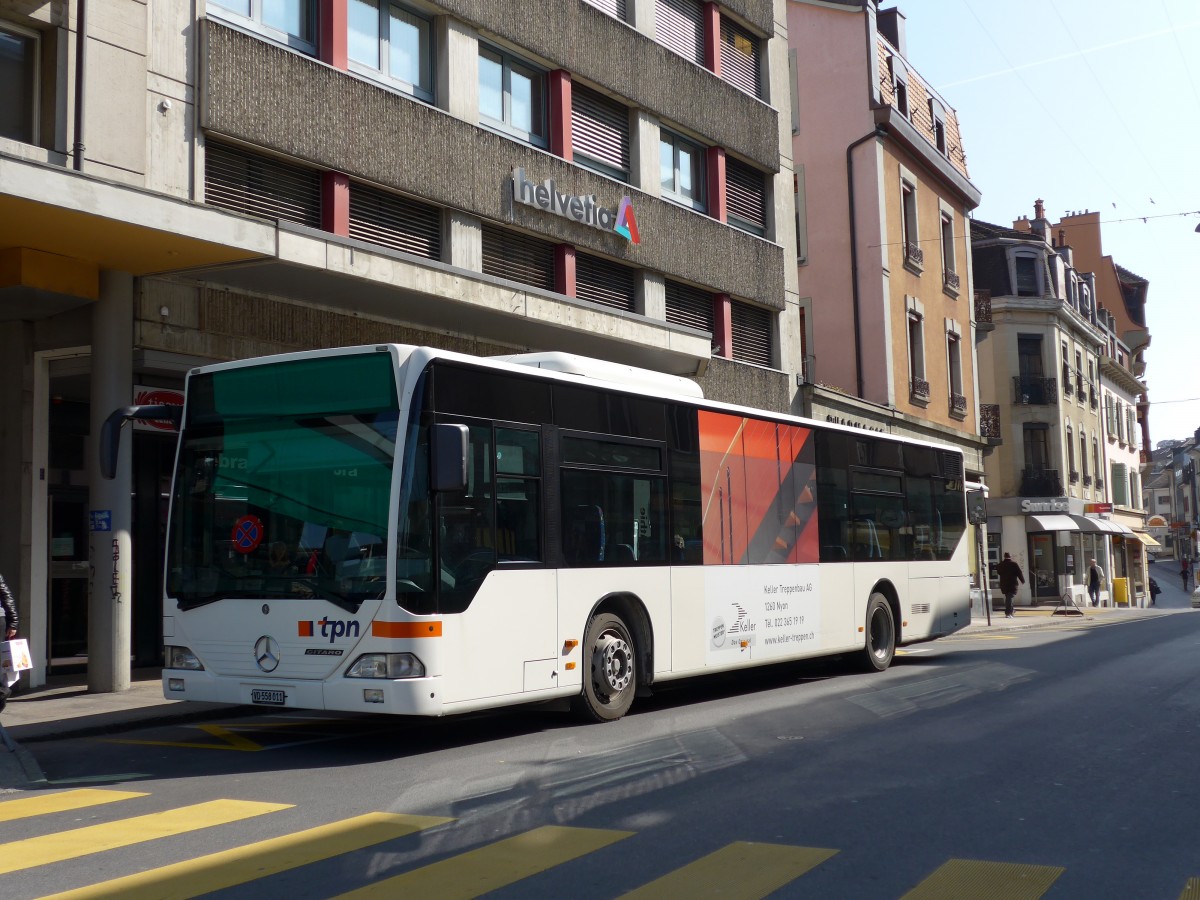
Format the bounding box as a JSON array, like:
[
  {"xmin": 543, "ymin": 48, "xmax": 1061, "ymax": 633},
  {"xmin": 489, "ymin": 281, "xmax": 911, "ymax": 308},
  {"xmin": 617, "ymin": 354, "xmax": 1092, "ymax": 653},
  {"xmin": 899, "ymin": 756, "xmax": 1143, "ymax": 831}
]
[{"xmin": 513, "ymin": 168, "xmax": 640, "ymax": 244}]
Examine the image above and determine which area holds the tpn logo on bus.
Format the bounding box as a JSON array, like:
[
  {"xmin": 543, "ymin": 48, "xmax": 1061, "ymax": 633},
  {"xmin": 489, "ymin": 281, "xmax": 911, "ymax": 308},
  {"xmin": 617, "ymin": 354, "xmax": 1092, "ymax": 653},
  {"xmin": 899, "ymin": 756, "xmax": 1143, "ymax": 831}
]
[
  {"xmin": 299, "ymin": 618, "xmax": 362, "ymax": 643},
  {"xmin": 512, "ymin": 168, "xmax": 640, "ymax": 244}
]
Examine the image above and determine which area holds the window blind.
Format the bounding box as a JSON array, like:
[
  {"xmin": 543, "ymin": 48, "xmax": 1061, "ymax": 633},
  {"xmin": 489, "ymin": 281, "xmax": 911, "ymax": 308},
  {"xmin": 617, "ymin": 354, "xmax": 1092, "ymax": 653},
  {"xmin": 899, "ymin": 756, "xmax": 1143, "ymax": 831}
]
[{"xmin": 204, "ymin": 142, "xmax": 321, "ymax": 228}]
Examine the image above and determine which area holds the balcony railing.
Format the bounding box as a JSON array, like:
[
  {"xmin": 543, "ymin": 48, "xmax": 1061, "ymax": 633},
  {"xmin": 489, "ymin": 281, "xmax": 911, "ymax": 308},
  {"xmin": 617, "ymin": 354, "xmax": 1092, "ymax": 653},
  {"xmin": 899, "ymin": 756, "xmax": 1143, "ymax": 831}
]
[
  {"xmin": 1021, "ymin": 468, "xmax": 1063, "ymax": 497},
  {"xmin": 944, "ymin": 270, "xmax": 960, "ymax": 291},
  {"xmin": 1089, "ymin": 387, "xmax": 1098, "ymax": 410},
  {"xmin": 980, "ymin": 403, "xmax": 1001, "ymax": 441},
  {"xmin": 950, "ymin": 392, "xmax": 967, "ymax": 416},
  {"xmin": 1083, "ymin": 474, "xmax": 1093, "ymax": 487},
  {"xmin": 905, "ymin": 242, "xmax": 924, "ymax": 267},
  {"xmin": 1075, "ymin": 372, "xmax": 1086, "ymax": 401},
  {"xmin": 974, "ymin": 290, "xmax": 993, "ymax": 326},
  {"xmin": 1069, "ymin": 469, "xmax": 1080, "ymax": 484},
  {"xmin": 911, "ymin": 377, "xmax": 930, "ymax": 400},
  {"xmin": 1013, "ymin": 376, "xmax": 1058, "ymax": 405},
  {"xmin": 1095, "ymin": 478, "xmax": 1105, "ymax": 490}
]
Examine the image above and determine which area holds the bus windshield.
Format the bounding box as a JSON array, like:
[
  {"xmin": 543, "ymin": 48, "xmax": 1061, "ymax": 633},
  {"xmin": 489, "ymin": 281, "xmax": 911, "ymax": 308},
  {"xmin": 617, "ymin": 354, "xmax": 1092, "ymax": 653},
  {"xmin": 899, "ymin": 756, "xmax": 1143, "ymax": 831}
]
[{"xmin": 166, "ymin": 353, "xmax": 399, "ymax": 612}]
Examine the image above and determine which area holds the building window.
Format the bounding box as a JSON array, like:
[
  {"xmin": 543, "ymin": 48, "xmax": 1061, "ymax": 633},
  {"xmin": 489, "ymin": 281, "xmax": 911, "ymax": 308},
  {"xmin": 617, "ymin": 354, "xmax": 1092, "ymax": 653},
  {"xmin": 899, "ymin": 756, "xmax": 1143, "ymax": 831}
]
[
  {"xmin": 1060, "ymin": 341, "xmax": 1072, "ymax": 394},
  {"xmin": 204, "ymin": 141, "xmax": 322, "ymax": 228},
  {"xmin": 947, "ymin": 327, "xmax": 964, "ymax": 417},
  {"xmin": 479, "ymin": 45, "xmax": 546, "ymax": 146},
  {"xmin": 660, "ymin": 128, "xmax": 705, "ymax": 211},
  {"xmin": 1092, "ymin": 438, "xmax": 1101, "ymax": 489},
  {"xmin": 481, "ymin": 224, "xmax": 555, "ymax": 291},
  {"xmin": 655, "ymin": 0, "xmax": 704, "ymax": 66},
  {"xmin": 1066, "ymin": 426, "xmax": 1077, "ymax": 483},
  {"xmin": 584, "ymin": 0, "xmax": 627, "ymax": 21},
  {"xmin": 1111, "ymin": 462, "xmax": 1128, "ymax": 506},
  {"xmin": 0, "ymin": 21, "xmax": 37, "ymax": 144},
  {"xmin": 572, "ymin": 83, "xmax": 630, "ymax": 181},
  {"xmin": 901, "ymin": 177, "xmax": 921, "ymax": 270},
  {"xmin": 209, "ymin": 0, "xmax": 318, "ymax": 53},
  {"xmin": 1013, "ymin": 252, "xmax": 1041, "ymax": 296},
  {"xmin": 347, "ymin": 1, "xmax": 433, "ymax": 100},
  {"xmin": 726, "ymin": 157, "xmax": 767, "ymax": 236},
  {"xmin": 888, "ymin": 56, "xmax": 909, "ymax": 118},
  {"xmin": 928, "ymin": 98, "xmax": 947, "ymax": 155},
  {"xmin": 940, "ymin": 209, "xmax": 958, "ymax": 293},
  {"xmin": 1080, "ymin": 433, "xmax": 1090, "ymax": 485},
  {"xmin": 348, "ymin": 182, "xmax": 441, "ymax": 259},
  {"xmin": 576, "ymin": 253, "xmax": 637, "ymax": 312},
  {"xmin": 730, "ymin": 300, "xmax": 773, "ymax": 367},
  {"xmin": 907, "ymin": 300, "xmax": 927, "ymax": 403},
  {"xmin": 719, "ymin": 15, "xmax": 761, "ymax": 97}
]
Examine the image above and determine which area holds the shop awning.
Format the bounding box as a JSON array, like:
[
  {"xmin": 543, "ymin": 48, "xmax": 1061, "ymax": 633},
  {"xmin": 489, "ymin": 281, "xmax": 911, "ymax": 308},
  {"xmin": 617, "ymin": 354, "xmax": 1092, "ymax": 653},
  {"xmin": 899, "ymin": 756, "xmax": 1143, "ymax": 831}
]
[
  {"xmin": 1132, "ymin": 531, "xmax": 1162, "ymax": 547},
  {"xmin": 1026, "ymin": 514, "xmax": 1079, "ymax": 532},
  {"xmin": 1071, "ymin": 515, "xmax": 1122, "ymax": 534}
]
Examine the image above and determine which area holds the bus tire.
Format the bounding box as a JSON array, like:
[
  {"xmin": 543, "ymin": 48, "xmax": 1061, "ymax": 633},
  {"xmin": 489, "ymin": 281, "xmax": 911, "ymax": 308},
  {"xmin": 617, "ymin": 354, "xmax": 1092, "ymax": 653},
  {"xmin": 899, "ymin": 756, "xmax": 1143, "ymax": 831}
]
[
  {"xmin": 857, "ymin": 593, "xmax": 895, "ymax": 672},
  {"xmin": 575, "ymin": 612, "xmax": 637, "ymax": 722}
]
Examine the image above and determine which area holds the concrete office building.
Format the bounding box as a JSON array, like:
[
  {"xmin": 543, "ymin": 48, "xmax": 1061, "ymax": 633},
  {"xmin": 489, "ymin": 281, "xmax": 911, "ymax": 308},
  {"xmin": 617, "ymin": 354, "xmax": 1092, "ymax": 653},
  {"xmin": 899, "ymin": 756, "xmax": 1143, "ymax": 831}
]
[{"xmin": 0, "ymin": 0, "xmax": 798, "ymax": 688}]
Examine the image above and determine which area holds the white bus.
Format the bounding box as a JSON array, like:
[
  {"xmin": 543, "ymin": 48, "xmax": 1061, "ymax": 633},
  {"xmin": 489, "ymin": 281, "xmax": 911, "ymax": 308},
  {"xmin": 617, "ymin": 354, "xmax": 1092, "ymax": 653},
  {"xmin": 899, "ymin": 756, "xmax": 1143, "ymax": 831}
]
[{"xmin": 106, "ymin": 344, "xmax": 971, "ymax": 721}]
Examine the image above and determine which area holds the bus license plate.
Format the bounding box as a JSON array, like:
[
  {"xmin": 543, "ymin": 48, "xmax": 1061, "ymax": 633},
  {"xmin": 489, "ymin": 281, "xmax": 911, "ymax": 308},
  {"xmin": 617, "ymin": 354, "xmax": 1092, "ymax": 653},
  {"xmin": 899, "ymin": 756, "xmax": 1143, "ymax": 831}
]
[{"xmin": 251, "ymin": 689, "xmax": 286, "ymax": 705}]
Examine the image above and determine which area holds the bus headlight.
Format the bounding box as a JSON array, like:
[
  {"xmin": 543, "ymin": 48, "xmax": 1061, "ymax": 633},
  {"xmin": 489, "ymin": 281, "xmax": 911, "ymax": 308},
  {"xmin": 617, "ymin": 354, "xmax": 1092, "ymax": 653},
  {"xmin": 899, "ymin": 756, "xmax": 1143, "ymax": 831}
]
[
  {"xmin": 165, "ymin": 646, "xmax": 204, "ymax": 671},
  {"xmin": 346, "ymin": 653, "xmax": 425, "ymax": 679}
]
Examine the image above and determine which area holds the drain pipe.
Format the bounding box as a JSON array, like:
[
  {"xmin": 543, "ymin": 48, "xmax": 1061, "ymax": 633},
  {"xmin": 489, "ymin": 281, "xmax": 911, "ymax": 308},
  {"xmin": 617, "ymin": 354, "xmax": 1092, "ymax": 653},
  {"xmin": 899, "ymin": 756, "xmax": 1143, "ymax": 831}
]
[
  {"xmin": 73, "ymin": 0, "xmax": 88, "ymax": 170},
  {"xmin": 845, "ymin": 125, "xmax": 887, "ymax": 397}
]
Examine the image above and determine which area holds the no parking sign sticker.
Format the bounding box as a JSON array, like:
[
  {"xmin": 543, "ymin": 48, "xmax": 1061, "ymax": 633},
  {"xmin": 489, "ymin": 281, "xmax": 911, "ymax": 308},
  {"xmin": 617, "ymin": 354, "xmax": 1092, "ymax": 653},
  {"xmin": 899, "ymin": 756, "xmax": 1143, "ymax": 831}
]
[{"xmin": 231, "ymin": 515, "xmax": 265, "ymax": 554}]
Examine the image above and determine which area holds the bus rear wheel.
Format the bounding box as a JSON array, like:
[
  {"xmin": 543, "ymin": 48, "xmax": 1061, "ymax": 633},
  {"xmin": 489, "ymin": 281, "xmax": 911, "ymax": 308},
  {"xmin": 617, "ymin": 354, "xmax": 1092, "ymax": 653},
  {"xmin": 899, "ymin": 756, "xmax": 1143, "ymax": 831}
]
[
  {"xmin": 575, "ymin": 612, "xmax": 637, "ymax": 722},
  {"xmin": 857, "ymin": 593, "xmax": 895, "ymax": 672}
]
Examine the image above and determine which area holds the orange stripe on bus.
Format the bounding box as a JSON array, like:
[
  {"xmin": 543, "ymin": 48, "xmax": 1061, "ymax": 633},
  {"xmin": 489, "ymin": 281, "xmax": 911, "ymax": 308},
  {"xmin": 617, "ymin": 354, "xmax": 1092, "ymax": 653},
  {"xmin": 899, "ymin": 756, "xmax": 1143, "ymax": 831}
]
[{"xmin": 372, "ymin": 621, "xmax": 443, "ymax": 638}]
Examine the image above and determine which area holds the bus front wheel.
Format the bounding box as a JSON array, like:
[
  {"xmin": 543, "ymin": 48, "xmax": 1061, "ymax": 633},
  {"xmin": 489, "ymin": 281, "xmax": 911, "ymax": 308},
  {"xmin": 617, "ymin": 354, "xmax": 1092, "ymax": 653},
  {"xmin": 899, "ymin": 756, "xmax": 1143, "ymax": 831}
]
[
  {"xmin": 857, "ymin": 593, "xmax": 896, "ymax": 672},
  {"xmin": 576, "ymin": 612, "xmax": 637, "ymax": 722}
]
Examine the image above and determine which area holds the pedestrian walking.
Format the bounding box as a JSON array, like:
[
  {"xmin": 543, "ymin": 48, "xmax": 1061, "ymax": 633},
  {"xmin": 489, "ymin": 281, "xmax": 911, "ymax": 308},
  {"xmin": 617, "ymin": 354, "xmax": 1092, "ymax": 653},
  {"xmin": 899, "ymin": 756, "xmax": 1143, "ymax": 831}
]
[
  {"xmin": 997, "ymin": 552, "xmax": 1025, "ymax": 619},
  {"xmin": 1087, "ymin": 558, "xmax": 1105, "ymax": 607},
  {"xmin": 0, "ymin": 572, "xmax": 18, "ymax": 713},
  {"xmin": 1181, "ymin": 557, "xmax": 1190, "ymax": 591},
  {"xmin": 1149, "ymin": 576, "xmax": 1160, "ymax": 606}
]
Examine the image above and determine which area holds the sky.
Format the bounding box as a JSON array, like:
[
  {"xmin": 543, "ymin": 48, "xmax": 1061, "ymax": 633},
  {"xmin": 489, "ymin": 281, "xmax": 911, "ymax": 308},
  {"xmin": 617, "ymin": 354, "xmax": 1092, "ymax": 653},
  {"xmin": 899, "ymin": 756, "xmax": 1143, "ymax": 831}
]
[{"xmin": 896, "ymin": 0, "xmax": 1200, "ymax": 446}]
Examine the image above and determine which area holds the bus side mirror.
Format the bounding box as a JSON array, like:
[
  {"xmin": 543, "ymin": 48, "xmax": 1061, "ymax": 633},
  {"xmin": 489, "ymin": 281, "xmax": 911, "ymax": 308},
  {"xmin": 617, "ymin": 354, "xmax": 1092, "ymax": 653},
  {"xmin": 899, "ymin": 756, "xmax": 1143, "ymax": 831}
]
[
  {"xmin": 432, "ymin": 423, "xmax": 469, "ymax": 492},
  {"xmin": 99, "ymin": 404, "xmax": 183, "ymax": 479}
]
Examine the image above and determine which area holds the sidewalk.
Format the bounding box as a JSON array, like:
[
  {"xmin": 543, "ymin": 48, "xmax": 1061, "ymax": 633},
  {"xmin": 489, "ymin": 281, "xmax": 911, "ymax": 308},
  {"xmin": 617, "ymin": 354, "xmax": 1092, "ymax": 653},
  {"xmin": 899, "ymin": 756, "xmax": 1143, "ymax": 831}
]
[{"xmin": 0, "ymin": 669, "xmax": 231, "ymax": 792}]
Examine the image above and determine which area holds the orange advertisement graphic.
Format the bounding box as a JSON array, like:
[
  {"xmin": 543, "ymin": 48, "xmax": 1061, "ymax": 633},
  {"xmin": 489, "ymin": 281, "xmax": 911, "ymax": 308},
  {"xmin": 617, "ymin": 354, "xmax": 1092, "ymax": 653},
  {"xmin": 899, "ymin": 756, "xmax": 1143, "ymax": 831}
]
[{"xmin": 698, "ymin": 410, "xmax": 819, "ymax": 565}]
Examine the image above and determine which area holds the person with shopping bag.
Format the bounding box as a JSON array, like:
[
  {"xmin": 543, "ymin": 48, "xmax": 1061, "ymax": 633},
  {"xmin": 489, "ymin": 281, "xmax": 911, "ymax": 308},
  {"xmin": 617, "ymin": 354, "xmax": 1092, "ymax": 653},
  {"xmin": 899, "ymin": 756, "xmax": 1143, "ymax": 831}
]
[{"xmin": 0, "ymin": 573, "xmax": 18, "ymax": 712}]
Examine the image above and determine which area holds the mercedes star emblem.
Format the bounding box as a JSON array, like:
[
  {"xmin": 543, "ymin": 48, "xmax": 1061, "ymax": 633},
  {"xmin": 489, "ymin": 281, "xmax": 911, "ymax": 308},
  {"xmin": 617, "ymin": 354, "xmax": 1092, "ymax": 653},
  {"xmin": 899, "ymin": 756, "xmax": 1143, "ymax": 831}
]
[{"xmin": 254, "ymin": 635, "xmax": 281, "ymax": 672}]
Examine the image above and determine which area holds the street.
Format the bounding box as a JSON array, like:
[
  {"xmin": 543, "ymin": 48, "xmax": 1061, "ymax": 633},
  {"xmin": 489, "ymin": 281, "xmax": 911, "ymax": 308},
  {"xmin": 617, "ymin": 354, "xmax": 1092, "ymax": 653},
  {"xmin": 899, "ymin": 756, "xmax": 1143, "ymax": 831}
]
[{"xmin": 4, "ymin": 590, "xmax": 1200, "ymax": 899}]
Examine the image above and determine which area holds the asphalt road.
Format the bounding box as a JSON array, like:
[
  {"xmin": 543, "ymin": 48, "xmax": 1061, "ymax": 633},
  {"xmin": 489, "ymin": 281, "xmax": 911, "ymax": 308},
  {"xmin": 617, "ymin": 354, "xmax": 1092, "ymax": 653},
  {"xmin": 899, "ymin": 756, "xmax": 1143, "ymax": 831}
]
[{"xmin": 5, "ymin": 595, "xmax": 1200, "ymax": 898}]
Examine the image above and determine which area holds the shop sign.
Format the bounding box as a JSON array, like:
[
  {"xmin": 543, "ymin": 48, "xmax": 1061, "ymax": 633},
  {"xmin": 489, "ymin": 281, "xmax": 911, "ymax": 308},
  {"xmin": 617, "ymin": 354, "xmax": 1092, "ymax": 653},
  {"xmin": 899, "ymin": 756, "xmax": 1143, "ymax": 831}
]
[
  {"xmin": 132, "ymin": 385, "xmax": 184, "ymax": 433},
  {"xmin": 512, "ymin": 168, "xmax": 640, "ymax": 244},
  {"xmin": 1085, "ymin": 503, "xmax": 1113, "ymax": 514},
  {"xmin": 824, "ymin": 415, "xmax": 885, "ymax": 434},
  {"xmin": 1020, "ymin": 497, "xmax": 1069, "ymax": 513}
]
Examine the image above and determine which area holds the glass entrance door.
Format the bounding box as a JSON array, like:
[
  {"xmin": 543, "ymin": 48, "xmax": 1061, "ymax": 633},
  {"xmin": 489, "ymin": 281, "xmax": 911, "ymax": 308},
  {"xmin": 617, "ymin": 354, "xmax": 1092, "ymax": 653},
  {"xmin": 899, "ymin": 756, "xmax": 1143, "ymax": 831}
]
[
  {"xmin": 49, "ymin": 491, "xmax": 89, "ymax": 669},
  {"xmin": 1028, "ymin": 532, "xmax": 1059, "ymax": 599}
]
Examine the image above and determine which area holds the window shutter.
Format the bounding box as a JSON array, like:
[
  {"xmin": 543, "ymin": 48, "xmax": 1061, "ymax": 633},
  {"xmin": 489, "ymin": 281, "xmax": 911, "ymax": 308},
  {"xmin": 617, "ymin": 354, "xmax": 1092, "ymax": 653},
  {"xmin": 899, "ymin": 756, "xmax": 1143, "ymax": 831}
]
[
  {"xmin": 1112, "ymin": 463, "xmax": 1128, "ymax": 506},
  {"xmin": 731, "ymin": 300, "xmax": 772, "ymax": 367},
  {"xmin": 572, "ymin": 84, "xmax": 630, "ymax": 178},
  {"xmin": 204, "ymin": 142, "xmax": 321, "ymax": 228},
  {"xmin": 481, "ymin": 225, "xmax": 555, "ymax": 291},
  {"xmin": 719, "ymin": 16, "xmax": 760, "ymax": 97},
  {"xmin": 349, "ymin": 183, "xmax": 441, "ymax": 260},
  {"xmin": 665, "ymin": 279, "xmax": 713, "ymax": 333},
  {"xmin": 726, "ymin": 157, "xmax": 766, "ymax": 235},
  {"xmin": 583, "ymin": 0, "xmax": 627, "ymax": 20},
  {"xmin": 655, "ymin": 0, "xmax": 704, "ymax": 65},
  {"xmin": 576, "ymin": 253, "xmax": 636, "ymax": 312}
]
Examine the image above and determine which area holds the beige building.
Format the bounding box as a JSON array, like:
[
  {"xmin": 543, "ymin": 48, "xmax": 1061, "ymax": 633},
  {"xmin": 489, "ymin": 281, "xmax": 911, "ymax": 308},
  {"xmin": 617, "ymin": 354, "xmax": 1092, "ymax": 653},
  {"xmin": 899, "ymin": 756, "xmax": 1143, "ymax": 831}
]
[
  {"xmin": 786, "ymin": 1, "xmax": 986, "ymax": 479},
  {"xmin": 0, "ymin": 0, "xmax": 798, "ymax": 688},
  {"xmin": 973, "ymin": 205, "xmax": 1151, "ymax": 608}
]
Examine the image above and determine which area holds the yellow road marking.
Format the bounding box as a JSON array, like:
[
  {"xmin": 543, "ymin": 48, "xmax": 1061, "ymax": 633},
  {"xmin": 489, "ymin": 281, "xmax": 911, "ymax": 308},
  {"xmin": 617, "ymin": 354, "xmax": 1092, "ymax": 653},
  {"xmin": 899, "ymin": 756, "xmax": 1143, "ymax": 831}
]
[
  {"xmin": 0, "ymin": 789, "xmax": 147, "ymax": 823},
  {"xmin": 37, "ymin": 812, "xmax": 452, "ymax": 900},
  {"xmin": 335, "ymin": 825, "xmax": 632, "ymax": 899},
  {"xmin": 108, "ymin": 724, "xmax": 266, "ymax": 752},
  {"xmin": 0, "ymin": 799, "xmax": 291, "ymax": 875},
  {"xmin": 902, "ymin": 858, "xmax": 1064, "ymax": 899},
  {"xmin": 621, "ymin": 842, "xmax": 837, "ymax": 899},
  {"xmin": 1180, "ymin": 876, "xmax": 1200, "ymax": 900}
]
